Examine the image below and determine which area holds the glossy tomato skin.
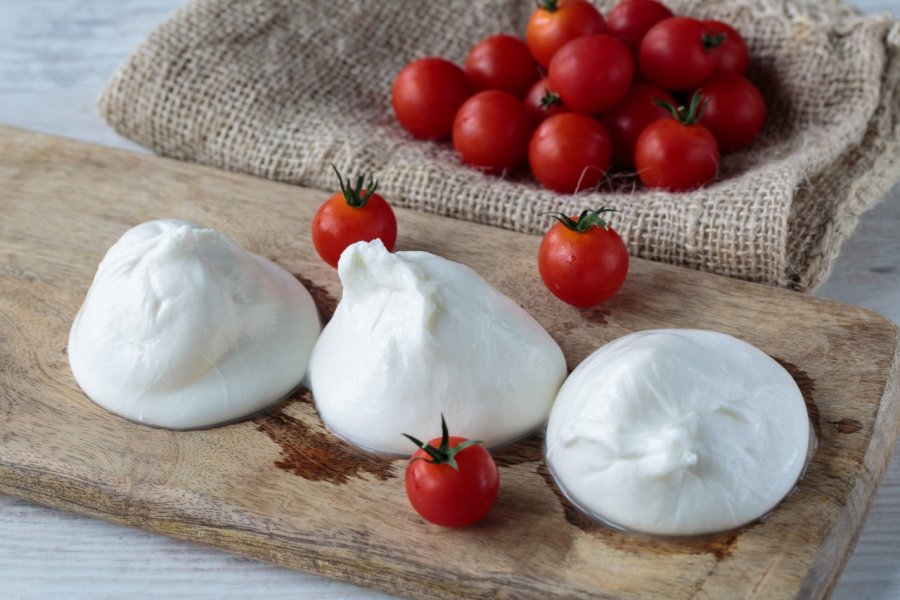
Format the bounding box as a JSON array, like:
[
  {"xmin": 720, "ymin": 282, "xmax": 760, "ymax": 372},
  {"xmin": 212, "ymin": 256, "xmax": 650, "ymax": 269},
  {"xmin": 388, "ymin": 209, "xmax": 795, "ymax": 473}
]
[
  {"xmin": 601, "ymin": 82, "xmax": 675, "ymax": 167},
  {"xmin": 538, "ymin": 220, "xmax": 629, "ymax": 307},
  {"xmin": 606, "ymin": 0, "xmax": 674, "ymax": 53},
  {"xmin": 639, "ymin": 17, "xmax": 721, "ymax": 90},
  {"xmin": 453, "ymin": 90, "xmax": 533, "ymax": 174},
  {"xmin": 311, "ymin": 192, "xmax": 397, "ymax": 268},
  {"xmin": 704, "ymin": 20, "xmax": 749, "ymax": 77},
  {"xmin": 392, "ymin": 58, "xmax": 472, "ymax": 140},
  {"xmin": 529, "ymin": 113, "xmax": 612, "ymax": 193},
  {"xmin": 549, "ymin": 35, "xmax": 633, "ymax": 114},
  {"xmin": 524, "ymin": 77, "xmax": 569, "ymax": 124},
  {"xmin": 635, "ymin": 119, "xmax": 720, "ymax": 191},
  {"xmin": 465, "ymin": 34, "xmax": 539, "ymax": 97},
  {"xmin": 405, "ymin": 436, "xmax": 500, "ymax": 528},
  {"xmin": 699, "ymin": 75, "xmax": 766, "ymax": 152},
  {"xmin": 525, "ymin": 0, "xmax": 607, "ymax": 68}
]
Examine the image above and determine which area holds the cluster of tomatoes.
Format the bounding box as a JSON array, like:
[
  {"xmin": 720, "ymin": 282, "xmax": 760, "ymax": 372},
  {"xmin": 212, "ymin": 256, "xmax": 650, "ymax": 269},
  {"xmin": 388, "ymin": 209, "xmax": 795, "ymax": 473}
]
[{"xmin": 392, "ymin": 0, "xmax": 766, "ymax": 193}]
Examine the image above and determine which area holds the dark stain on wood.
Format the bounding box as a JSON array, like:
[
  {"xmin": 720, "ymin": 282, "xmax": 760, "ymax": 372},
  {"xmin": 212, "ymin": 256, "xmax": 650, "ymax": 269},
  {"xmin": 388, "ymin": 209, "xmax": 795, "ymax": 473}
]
[
  {"xmin": 701, "ymin": 533, "xmax": 740, "ymax": 560},
  {"xmin": 537, "ymin": 464, "xmax": 743, "ymax": 560},
  {"xmin": 582, "ymin": 306, "xmax": 611, "ymax": 325},
  {"xmin": 255, "ymin": 389, "xmax": 396, "ymax": 484},
  {"xmin": 828, "ymin": 418, "xmax": 863, "ymax": 434},
  {"xmin": 293, "ymin": 274, "xmax": 338, "ymax": 323},
  {"xmin": 773, "ymin": 356, "xmax": 821, "ymax": 439}
]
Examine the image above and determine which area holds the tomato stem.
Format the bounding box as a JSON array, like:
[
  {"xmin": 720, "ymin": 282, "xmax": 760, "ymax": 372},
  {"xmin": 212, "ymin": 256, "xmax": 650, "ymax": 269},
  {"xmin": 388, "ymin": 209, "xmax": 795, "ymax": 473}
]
[
  {"xmin": 402, "ymin": 414, "xmax": 482, "ymax": 472},
  {"xmin": 536, "ymin": 0, "xmax": 558, "ymax": 11},
  {"xmin": 702, "ymin": 32, "xmax": 727, "ymax": 52},
  {"xmin": 654, "ymin": 91, "xmax": 709, "ymax": 126},
  {"xmin": 542, "ymin": 207, "xmax": 619, "ymax": 233},
  {"xmin": 540, "ymin": 90, "xmax": 563, "ymax": 111},
  {"xmin": 332, "ymin": 163, "xmax": 378, "ymax": 208}
]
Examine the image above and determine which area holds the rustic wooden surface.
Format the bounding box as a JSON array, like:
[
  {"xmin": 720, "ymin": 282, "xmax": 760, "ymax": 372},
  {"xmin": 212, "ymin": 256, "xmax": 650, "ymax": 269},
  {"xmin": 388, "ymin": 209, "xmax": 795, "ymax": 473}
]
[
  {"xmin": 1, "ymin": 1, "xmax": 898, "ymax": 598},
  {"xmin": 0, "ymin": 126, "xmax": 898, "ymax": 599}
]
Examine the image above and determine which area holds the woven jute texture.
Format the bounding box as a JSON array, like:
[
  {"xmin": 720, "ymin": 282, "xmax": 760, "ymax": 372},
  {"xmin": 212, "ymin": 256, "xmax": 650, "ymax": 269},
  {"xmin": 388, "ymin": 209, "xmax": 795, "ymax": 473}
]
[{"xmin": 99, "ymin": 0, "xmax": 900, "ymax": 290}]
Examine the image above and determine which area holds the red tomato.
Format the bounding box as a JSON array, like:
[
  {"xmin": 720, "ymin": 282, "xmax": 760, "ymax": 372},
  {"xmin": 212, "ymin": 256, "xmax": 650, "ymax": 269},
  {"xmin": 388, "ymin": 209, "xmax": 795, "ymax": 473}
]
[
  {"xmin": 403, "ymin": 416, "xmax": 499, "ymax": 528},
  {"xmin": 312, "ymin": 166, "xmax": 398, "ymax": 268},
  {"xmin": 639, "ymin": 17, "xmax": 725, "ymax": 90},
  {"xmin": 704, "ymin": 20, "xmax": 749, "ymax": 77},
  {"xmin": 453, "ymin": 90, "xmax": 533, "ymax": 174},
  {"xmin": 525, "ymin": 0, "xmax": 607, "ymax": 68},
  {"xmin": 392, "ymin": 58, "xmax": 472, "ymax": 139},
  {"xmin": 601, "ymin": 82, "xmax": 675, "ymax": 167},
  {"xmin": 524, "ymin": 77, "xmax": 569, "ymax": 124},
  {"xmin": 465, "ymin": 34, "xmax": 539, "ymax": 97},
  {"xmin": 606, "ymin": 0, "xmax": 674, "ymax": 53},
  {"xmin": 529, "ymin": 113, "xmax": 612, "ymax": 193},
  {"xmin": 538, "ymin": 208, "xmax": 629, "ymax": 307},
  {"xmin": 548, "ymin": 35, "xmax": 633, "ymax": 114},
  {"xmin": 699, "ymin": 75, "xmax": 766, "ymax": 152},
  {"xmin": 635, "ymin": 92, "xmax": 720, "ymax": 191}
]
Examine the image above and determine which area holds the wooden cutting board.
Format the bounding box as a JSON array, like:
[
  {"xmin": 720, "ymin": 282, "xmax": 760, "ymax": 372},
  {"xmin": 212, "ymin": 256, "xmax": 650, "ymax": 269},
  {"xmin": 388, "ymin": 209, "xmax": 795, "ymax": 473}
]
[{"xmin": 1, "ymin": 126, "xmax": 898, "ymax": 599}]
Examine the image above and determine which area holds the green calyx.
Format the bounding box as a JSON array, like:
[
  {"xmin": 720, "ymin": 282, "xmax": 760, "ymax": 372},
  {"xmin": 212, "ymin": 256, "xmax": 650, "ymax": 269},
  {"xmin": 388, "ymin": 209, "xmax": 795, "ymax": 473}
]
[
  {"xmin": 540, "ymin": 90, "xmax": 563, "ymax": 111},
  {"xmin": 702, "ymin": 32, "xmax": 727, "ymax": 52},
  {"xmin": 402, "ymin": 414, "xmax": 482, "ymax": 472},
  {"xmin": 654, "ymin": 91, "xmax": 709, "ymax": 126},
  {"xmin": 543, "ymin": 207, "xmax": 619, "ymax": 233},
  {"xmin": 537, "ymin": 0, "xmax": 559, "ymax": 11},
  {"xmin": 332, "ymin": 163, "xmax": 378, "ymax": 208}
]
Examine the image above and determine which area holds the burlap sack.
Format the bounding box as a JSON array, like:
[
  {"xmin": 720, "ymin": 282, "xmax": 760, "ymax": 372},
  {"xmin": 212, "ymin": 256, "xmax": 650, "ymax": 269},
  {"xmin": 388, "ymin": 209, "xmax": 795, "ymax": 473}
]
[{"xmin": 98, "ymin": 0, "xmax": 900, "ymax": 290}]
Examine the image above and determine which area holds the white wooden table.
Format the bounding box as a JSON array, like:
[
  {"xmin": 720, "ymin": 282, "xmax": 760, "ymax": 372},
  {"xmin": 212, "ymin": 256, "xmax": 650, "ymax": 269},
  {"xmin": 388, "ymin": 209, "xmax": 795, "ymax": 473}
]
[{"xmin": 1, "ymin": 1, "xmax": 897, "ymax": 597}]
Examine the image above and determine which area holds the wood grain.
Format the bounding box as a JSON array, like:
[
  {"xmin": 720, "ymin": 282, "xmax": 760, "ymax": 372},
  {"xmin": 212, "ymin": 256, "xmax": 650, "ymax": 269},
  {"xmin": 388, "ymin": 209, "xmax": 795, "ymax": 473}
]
[{"xmin": 0, "ymin": 126, "xmax": 898, "ymax": 599}]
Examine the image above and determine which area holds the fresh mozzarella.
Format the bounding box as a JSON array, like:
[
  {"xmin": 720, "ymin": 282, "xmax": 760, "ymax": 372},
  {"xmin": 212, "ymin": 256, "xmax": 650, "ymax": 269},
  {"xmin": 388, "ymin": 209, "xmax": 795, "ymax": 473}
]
[
  {"xmin": 68, "ymin": 219, "xmax": 320, "ymax": 429},
  {"xmin": 546, "ymin": 329, "xmax": 810, "ymax": 536},
  {"xmin": 309, "ymin": 239, "xmax": 567, "ymax": 454}
]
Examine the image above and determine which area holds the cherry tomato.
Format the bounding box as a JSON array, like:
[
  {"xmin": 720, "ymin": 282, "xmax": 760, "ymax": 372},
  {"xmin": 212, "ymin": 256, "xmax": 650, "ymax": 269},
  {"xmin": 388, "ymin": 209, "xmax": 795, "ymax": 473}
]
[
  {"xmin": 635, "ymin": 92, "xmax": 720, "ymax": 191},
  {"xmin": 403, "ymin": 416, "xmax": 499, "ymax": 528},
  {"xmin": 524, "ymin": 77, "xmax": 569, "ymax": 124},
  {"xmin": 538, "ymin": 208, "xmax": 629, "ymax": 307},
  {"xmin": 639, "ymin": 17, "xmax": 725, "ymax": 90},
  {"xmin": 698, "ymin": 75, "xmax": 766, "ymax": 152},
  {"xmin": 704, "ymin": 20, "xmax": 749, "ymax": 77},
  {"xmin": 453, "ymin": 90, "xmax": 533, "ymax": 174},
  {"xmin": 606, "ymin": 0, "xmax": 674, "ymax": 53},
  {"xmin": 525, "ymin": 0, "xmax": 607, "ymax": 68},
  {"xmin": 392, "ymin": 58, "xmax": 472, "ymax": 140},
  {"xmin": 549, "ymin": 35, "xmax": 633, "ymax": 114},
  {"xmin": 465, "ymin": 34, "xmax": 539, "ymax": 97},
  {"xmin": 529, "ymin": 113, "xmax": 612, "ymax": 194},
  {"xmin": 601, "ymin": 82, "xmax": 675, "ymax": 167},
  {"xmin": 311, "ymin": 166, "xmax": 398, "ymax": 268}
]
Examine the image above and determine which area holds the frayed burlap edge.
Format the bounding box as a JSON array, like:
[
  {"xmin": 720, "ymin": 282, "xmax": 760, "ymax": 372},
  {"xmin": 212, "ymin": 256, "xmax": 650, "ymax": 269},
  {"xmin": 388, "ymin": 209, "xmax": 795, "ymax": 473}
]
[{"xmin": 790, "ymin": 21, "xmax": 900, "ymax": 290}]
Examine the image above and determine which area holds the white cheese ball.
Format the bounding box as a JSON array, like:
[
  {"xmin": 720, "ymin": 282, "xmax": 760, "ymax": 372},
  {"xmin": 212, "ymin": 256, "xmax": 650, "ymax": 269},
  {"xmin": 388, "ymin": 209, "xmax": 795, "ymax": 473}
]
[
  {"xmin": 68, "ymin": 220, "xmax": 320, "ymax": 429},
  {"xmin": 309, "ymin": 239, "xmax": 567, "ymax": 455},
  {"xmin": 546, "ymin": 329, "xmax": 810, "ymax": 536}
]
